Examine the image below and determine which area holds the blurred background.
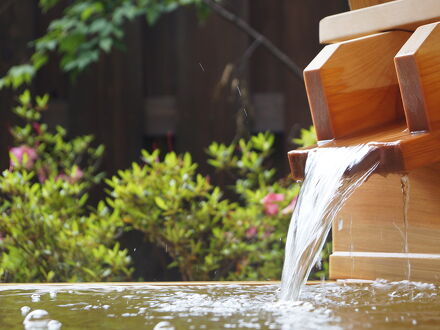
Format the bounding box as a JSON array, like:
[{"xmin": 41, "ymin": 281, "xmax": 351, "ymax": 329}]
[{"xmin": 0, "ymin": 0, "xmax": 348, "ymax": 176}]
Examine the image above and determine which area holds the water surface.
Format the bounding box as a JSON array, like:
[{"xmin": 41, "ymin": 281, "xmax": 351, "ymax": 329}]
[{"xmin": 1, "ymin": 280, "xmax": 439, "ymax": 329}]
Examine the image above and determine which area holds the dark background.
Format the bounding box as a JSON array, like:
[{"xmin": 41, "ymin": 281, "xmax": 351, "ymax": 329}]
[{"xmin": 0, "ymin": 0, "xmax": 348, "ymax": 177}]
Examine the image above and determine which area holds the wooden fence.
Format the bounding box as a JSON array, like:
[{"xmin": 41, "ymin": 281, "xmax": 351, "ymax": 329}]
[{"xmin": 0, "ymin": 0, "xmax": 348, "ymax": 176}]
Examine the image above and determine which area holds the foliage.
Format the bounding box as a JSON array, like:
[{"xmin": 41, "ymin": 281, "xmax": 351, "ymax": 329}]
[
  {"xmin": 292, "ymin": 126, "xmax": 317, "ymax": 148},
  {"xmin": 9, "ymin": 90, "xmax": 105, "ymax": 190},
  {"xmin": 0, "ymin": 91, "xmax": 132, "ymax": 282},
  {"xmin": 108, "ymin": 132, "xmax": 301, "ymax": 281},
  {"xmin": 0, "ymin": 0, "xmax": 211, "ymax": 89}
]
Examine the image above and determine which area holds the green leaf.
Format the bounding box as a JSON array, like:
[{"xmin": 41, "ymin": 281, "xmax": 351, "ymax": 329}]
[{"xmin": 155, "ymin": 196, "xmax": 168, "ymax": 210}]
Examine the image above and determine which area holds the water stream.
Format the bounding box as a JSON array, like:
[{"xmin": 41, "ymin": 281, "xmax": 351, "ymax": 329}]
[
  {"xmin": 401, "ymin": 175, "xmax": 411, "ymax": 281},
  {"xmin": 280, "ymin": 146, "xmax": 380, "ymax": 301}
]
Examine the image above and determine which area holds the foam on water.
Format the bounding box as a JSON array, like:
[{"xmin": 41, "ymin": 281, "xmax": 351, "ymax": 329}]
[{"xmin": 280, "ymin": 145, "xmax": 380, "ymax": 301}]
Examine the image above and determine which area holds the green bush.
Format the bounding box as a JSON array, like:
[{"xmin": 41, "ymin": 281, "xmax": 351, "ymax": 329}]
[
  {"xmin": 0, "ymin": 91, "xmax": 132, "ymax": 282},
  {"xmin": 107, "ymin": 133, "xmax": 301, "ymax": 281},
  {"xmin": 1, "ymin": 91, "xmax": 323, "ymax": 282}
]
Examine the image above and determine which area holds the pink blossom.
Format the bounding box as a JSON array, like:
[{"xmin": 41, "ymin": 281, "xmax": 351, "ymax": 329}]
[
  {"xmin": 264, "ymin": 203, "xmax": 279, "ymax": 216},
  {"xmin": 262, "ymin": 193, "xmax": 285, "ymax": 204},
  {"xmin": 9, "ymin": 145, "xmax": 38, "ymax": 169},
  {"xmin": 261, "ymin": 192, "xmax": 285, "ymax": 216},
  {"xmin": 282, "ymin": 196, "xmax": 298, "ymax": 215},
  {"xmin": 245, "ymin": 226, "xmax": 257, "ymax": 239},
  {"xmin": 71, "ymin": 167, "xmax": 84, "ymax": 183}
]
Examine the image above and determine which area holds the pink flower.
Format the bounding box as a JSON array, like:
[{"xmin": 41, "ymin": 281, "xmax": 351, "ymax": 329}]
[
  {"xmin": 282, "ymin": 196, "xmax": 298, "ymax": 215},
  {"xmin": 245, "ymin": 226, "xmax": 257, "ymax": 239},
  {"xmin": 71, "ymin": 167, "xmax": 84, "ymax": 183},
  {"xmin": 261, "ymin": 193, "xmax": 285, "ymax": 216},
  {"xmin": 9, "ymin": 145, "xmax": 38, "ymax": 169}
]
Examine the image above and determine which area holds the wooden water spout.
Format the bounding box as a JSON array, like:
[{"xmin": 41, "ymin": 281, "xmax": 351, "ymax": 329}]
[{"xmin": 288, "ymin": 1, "xmax": 440, "ymax": 282}]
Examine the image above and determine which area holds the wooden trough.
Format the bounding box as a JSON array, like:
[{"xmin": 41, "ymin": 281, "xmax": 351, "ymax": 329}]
[{"xmin": 288, "ymin": 0, "xmax": 440, "ymax": 282}]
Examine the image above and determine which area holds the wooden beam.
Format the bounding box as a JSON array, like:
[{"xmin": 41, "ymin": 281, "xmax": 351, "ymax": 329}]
[
  {"xmin": 320, "ymin": 0, "xmax": 440, "ymax": 44},
  {"xmin": 395, "ymin": 22, "xmax": 440, "ymax": 132},
  {"xmin": 304, "ymin": 31, "xmax": 410, "ymax": 141}
]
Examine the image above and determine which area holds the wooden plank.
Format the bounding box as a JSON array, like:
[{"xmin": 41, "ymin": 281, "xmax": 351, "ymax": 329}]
[
  {"xmin": 349, "ymin": 0, "xmax": 395, "ymax": 10},
  {"xmin": 320, "ymin": 0, "xmax": 440, "ymax": 44},
  {"xmin": 395, "ymin": 22, "xmax": 440, "ymax": 132},
  {"xmin": 330, "ymin": 254, "xmax": 440, "ymax": 282},
  {"xmin": 304, "ymin": 31, "xmax": 410, "ymax": 141},
  {"xmin": 333, "ymin": 163, "xmax": 440, "ymax": 255}
]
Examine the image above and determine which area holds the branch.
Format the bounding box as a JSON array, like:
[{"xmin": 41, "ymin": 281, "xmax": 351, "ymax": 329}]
[{"xmin": 202, "ymin": 0, "xmax": 303, "ymax": 81}]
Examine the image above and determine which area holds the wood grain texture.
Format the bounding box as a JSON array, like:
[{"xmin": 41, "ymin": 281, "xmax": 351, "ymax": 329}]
[
  {"xmin": 320, "ymin": 0, "xmax": 440, "ymax": 44},
  {"xmin": 304, "ymin": 31, "xmax": 410, "ymax": 141},
  {"xmin": 349, "ymin": 0, "xmax": 395, "ymax": 10},
  {"xmin": 395, "ymin": 22, "xmax": 440, "ymax": 132},
  {"xmin": 333, "ymin": 163, "xmax": 440, "ymax": 254},
  {"xmin": 330, "ymin": 254, "xmax": 440, "ymax": 282},
  {"xmin": 329, "ymin": 160, "xmax": 440, "ymax": 282}
]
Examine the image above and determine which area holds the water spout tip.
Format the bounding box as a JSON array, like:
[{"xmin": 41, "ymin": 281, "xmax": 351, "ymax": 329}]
[{"xmin": 288, "ymin": 142, "xmax": 406, "ymax": 181}]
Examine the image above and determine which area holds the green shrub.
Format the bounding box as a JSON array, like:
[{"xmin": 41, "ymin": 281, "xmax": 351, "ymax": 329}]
[
  {"xmin": 107, "ymin": 133, "xmax": 301, "ymax": 281},
  {"xmin": 0, "ymin": 91, "xmax": 132, "ymax": 282}
]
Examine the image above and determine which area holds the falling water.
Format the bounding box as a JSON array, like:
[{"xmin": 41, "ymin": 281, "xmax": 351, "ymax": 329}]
[
  {"xmin": 280, "ymin": 145, "xmax": 380, "ymax": 301},
  {"xmin": 400, "ymin": 175, "xmax": 411, "ymax": 281}
]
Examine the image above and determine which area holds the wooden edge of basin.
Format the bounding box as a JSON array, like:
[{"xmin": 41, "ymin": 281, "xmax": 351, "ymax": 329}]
[
  {"xmin": 0, "ymin": 281, "xmax": 334, "ymax": 287},
  {"xmin": 320, "ymin": 0, "xmax": 440, "ymax": 44},
  {"xmin": 0, "ymin": 281, "xmax": 279, "ymax": 287}
]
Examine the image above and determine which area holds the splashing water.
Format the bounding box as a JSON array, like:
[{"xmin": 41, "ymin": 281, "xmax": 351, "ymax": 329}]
[{"xmin": 280, "ymin": 145, "xmax": 380, "ymax": 301}]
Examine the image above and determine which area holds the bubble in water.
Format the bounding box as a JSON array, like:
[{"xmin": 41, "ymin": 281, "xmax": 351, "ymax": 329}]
[
  {"xmin": 48, "ymin": 319, "xmax": 62, "ymax": 329},
  {"xmin": 23, "ymin": 309, "xmax": 50, "ymax": 329},
  {"xmin": 31, "ymin": 293, "xmax": 41, "ymax": 302},
  {"xmin": 21, "ymin": 306, "xmax": 31, "ymax": 316},
  {"xmin": 153, "ymin": 321, "xmax": 175, "ymax": 330},
  {"xmin": 49, "ymin": 291, "xmax": 57, "ymax": 299}
]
